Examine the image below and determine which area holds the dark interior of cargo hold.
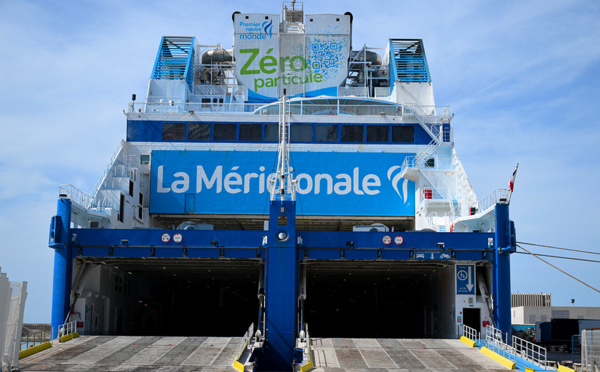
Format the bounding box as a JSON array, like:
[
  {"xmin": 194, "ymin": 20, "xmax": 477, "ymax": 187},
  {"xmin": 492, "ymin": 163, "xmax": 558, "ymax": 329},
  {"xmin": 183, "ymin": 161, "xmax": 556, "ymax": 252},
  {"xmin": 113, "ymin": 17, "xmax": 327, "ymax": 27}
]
[
  {"xmin": 76, "ymin": 258, "xmax": 261, "ymax": 337},
  {"xmin": 303, "ymin": 261, "xmax": 454, "ymax": 338}
]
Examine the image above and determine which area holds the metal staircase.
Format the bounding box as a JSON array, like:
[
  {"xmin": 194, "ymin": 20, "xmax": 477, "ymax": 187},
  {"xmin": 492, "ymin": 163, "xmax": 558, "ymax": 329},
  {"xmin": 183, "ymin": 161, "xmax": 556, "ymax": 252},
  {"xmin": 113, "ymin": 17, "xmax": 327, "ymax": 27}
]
[
  {"xmin": 389, "ymin": 39, "xmax": 431, "ymax": 84},
  {"xmin": 151, "ymin": 36, "xmax": 196, "ymax": 92},
  {"xmin": 396, "ymin": 105, "xmax": 451, "ymax": 184}
]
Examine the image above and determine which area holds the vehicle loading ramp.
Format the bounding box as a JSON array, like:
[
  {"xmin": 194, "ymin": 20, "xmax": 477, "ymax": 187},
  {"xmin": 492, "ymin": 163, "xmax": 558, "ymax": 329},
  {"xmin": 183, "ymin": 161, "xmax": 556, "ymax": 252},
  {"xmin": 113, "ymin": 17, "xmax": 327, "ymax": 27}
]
[
  {"xmin": 20, "ymin": 335, "xmax": 513, "ymax": 371},
  {"xmin": 311, "ymin": 338, "xmax": 510, "ymax": 371},
  {"xmin": 19, "ymin": 335, "xmax": 240, "ymax": 371}
]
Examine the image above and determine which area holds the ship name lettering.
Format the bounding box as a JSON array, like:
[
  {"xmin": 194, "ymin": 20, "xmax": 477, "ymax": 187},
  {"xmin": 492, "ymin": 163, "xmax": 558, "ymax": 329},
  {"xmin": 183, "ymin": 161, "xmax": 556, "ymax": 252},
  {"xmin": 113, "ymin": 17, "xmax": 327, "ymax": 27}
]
[{"xmin": 157, "ymin": 165, "xmax": 381, "ymax": 196}]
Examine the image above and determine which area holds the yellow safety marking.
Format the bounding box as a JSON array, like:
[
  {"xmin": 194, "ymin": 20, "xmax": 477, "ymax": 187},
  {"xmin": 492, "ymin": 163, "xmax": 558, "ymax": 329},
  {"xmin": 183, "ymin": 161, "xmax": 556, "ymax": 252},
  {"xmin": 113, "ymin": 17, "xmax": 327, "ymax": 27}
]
[
  {"xmin": 58, "ymin": 332, "xmax": 79, "ymax": 343},
  {"xmin": 558, "ymin": 365, "xmax": 576, "ymax": 372},
  {"xmin": 233, "ymin": 359, "xmax": 246, "ymax": 372},
  {"xmin": 480, "ymin": 347, "xmax": 516, "ymax": 369},
  {"xmin": 525, "ymin": 368, "xmax": 535, "ymax": 372},
  {"xmin": 232, "ymin": 339, "xmax": 248, "ymax": 372},
  {"xmin": 300, "ymin": 333, "xmax": 314, "ymax": 372},
  {"xmin": 460, "ymin": 336, "xmax": 477, "ymax": 348},
  {"xmin": 19, "ymin": 341, "xmax": 52, "ymax": 359},
  {"xmin": 300, "ymin": 359, "xmax": 314, "ymax": 372}
]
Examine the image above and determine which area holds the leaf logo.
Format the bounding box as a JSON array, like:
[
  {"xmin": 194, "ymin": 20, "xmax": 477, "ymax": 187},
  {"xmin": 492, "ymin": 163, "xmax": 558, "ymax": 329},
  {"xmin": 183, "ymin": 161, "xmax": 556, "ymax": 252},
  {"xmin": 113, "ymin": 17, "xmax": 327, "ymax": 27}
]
[
  {"xmin": 387, "ymin": 166, "xmax": 409, "ymax": 204},
  {"xmin": 262, "ymin": 19, "xmax": 273, "ymax": 38}
]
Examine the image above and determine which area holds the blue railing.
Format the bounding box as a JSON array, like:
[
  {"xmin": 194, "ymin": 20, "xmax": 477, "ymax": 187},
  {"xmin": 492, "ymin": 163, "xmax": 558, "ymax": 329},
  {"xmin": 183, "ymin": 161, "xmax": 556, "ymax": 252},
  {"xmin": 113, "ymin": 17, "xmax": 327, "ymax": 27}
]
[
  {"xmin": 151, "ymin": 36, "xmax": 196, "ymax": 92},
  {"xmin": 389, "ymin": 39, "xmax": 431, "ymax": 90}
]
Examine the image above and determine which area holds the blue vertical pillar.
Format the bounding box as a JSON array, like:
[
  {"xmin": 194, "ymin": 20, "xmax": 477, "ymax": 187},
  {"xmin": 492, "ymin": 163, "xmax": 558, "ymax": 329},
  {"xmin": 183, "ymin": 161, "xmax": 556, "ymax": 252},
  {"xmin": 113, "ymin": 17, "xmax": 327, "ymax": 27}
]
[
  {"xmin": 493, "ymin": 202, "xmax": 516, "ymax": 341},
  {"xmin": 49, "ymin": 198, "xmax": 73, "ymax": 334},
  {"xmin": 260, "ymin": 200, "xmax": 298, "ymax": 371}
]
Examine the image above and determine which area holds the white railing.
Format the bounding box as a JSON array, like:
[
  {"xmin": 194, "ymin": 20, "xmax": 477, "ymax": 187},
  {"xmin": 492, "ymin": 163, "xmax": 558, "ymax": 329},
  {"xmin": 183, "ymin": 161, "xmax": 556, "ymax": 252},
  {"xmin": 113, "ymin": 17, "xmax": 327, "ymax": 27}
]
[
  {"xmin": 112, "ymin": 164, "xmax": 138, "ymax": 181},
  {"xmin": 401, "ymin": 150, "xmax": 456, "ymax": 173},
  {"xmin": 477, "ymin": 189, "xmax": 510, "ymax": 213},
  {"xmin": 512, "ymin": 335, "xmax": 547, "ymax": 368},
  {"xmin": 140, "ymin": 101, "xmax": 265, "ymax": 114},
  {"xmin": 91, "ymin": 141, "xmax": 125, "ymax": 199},
  {"xmin": 581, "ymin": 329, "xmax": 600, "ymax": 372},
  {"xmin": 425, "ymin": 213, "xmax": 453, "ymax": 232},
  {"xmin": 299, "ymin": 324, "xmax": 313, "ymax": 372},
  {"xmin": 374, "ymin": 87, "xmax": 391, "ymax": 98},
  {"xmin": 194, "ymin": 84, "xmax": 227, "ymax": 96},
  {"xmin": 485, "ymin": 325, "xmax": 516, "ymax": 363},
  {"xmin": 338, "ymin": 87, "xmax": 369, "ymax": 97},
  {"xmin": 51, "ymin": 321, "xmax": 77, "ymax": 340},
  {"xmin": 236, "ymin": 322, "xmax": 254, "ymax": 363},
  {"xmin": 59, "ymin": 184, "xmax": 93, "ymax": 209},
  {"xmin": 405, "ymin": 104, "xmax": 452, "ymax": 118},
  {"xmin": 462, "ymin": 324, "xmax": 480, "ymax": 344},
  {"xmin": 20, "ymin": 329, "xmax": 50, "ymax": 350},
  {"xmin": 90, "ymin": 191, "xmax": 120, "ymax": 213},
  {"xmin": 130, "ymin": 100, "xmax": 451, "ymax": 119}
]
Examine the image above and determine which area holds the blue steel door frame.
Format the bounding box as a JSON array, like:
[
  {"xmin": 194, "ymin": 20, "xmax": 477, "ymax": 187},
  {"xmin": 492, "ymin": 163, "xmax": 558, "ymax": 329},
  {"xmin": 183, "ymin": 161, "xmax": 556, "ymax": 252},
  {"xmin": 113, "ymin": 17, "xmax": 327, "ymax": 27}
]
[
  {"xmin": 49, "ymin": 198, "xmax": 514, "ymax": 370},
  {"xmin": 260, "ymin": 200, "xmax": 299, "ymax": 371}
]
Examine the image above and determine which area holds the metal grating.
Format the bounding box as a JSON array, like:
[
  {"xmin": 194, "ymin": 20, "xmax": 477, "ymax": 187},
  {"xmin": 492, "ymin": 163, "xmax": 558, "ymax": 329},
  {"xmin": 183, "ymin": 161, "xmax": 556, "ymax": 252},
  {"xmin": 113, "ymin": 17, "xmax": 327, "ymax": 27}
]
[
  {"xmin": 151, "ymin": 36, "xmax": 196, "ymax": 92},
  {"xmin": 389, "ymin": 39, "xmax": 431, "ymax": 84}
]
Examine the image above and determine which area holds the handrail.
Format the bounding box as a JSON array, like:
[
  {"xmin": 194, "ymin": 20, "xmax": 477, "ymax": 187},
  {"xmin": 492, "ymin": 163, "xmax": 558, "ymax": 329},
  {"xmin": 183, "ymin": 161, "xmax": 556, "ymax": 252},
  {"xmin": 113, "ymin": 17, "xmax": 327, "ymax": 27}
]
[
  {"xmin": 299, "ymin": 324, "xmax": 314, "ymax": 372},
  {"xmin": 91, "ymin": 141, "xmax": 125, "ymax": 199},
  {"xmin": 484, "ymin": 325, "xmax": 515, "ymax": 362},
  {"xmin": 235, "ymin": 322, "xmax": 254, "ymax": 362},
  {"xmin": 512, "ymin": 335, "xmax": 547, "ymax": 368},
  {"xmin": 59, "ymin": 184, "xmax": 119, "ymax": 213},
  {"xmin": 477, "ymin": 189, "xmax": 510, "ymax": 213},
  {"xmin": 131, "ymin": 100, "xmax": 451, "ymax": 119},
  {"xmin": 51, "ymin": 321, "xmax": 77, "ymax": 340},
  {"xmin": 20, "ymin": 330, "xmax": 50, "ymax": 350},
  {"xmin": 462, "ymin": 324, "xmax": 480, "ymax": 344},
  {"xmin": 59, "ymin": 185, "xmax": 93, "ymax": 209}
]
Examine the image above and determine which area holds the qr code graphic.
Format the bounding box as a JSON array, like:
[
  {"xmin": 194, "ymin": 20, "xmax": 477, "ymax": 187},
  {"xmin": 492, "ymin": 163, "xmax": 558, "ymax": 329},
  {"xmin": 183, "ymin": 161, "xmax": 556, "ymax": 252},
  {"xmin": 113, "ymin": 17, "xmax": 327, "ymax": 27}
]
[{"xmin": 308, "ymin": 40, "xmax": 344, "ymax": 75}]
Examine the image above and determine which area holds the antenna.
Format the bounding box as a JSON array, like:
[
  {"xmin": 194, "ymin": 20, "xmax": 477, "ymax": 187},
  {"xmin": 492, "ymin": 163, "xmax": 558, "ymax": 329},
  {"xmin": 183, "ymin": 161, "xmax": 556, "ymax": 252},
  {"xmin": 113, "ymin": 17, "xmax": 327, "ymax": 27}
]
[{"xmin": 270, "ymin": 89, "xmax": 296, "ymax": 201}]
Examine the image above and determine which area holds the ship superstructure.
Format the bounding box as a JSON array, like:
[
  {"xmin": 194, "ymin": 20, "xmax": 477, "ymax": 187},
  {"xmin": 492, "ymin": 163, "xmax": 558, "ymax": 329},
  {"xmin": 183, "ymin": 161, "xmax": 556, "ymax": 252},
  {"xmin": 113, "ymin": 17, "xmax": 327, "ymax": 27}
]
[{"xmin": 49, "ymin": 2, "xmax": 516, "ymax": 370}]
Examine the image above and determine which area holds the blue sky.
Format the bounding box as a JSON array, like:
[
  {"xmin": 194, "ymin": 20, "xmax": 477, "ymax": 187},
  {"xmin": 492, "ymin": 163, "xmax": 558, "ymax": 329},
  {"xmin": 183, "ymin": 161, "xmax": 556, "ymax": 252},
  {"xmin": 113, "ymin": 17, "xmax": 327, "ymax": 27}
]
[{"xmin": 1, "ymin": 0, "xmax": 599, "ymax": 323}]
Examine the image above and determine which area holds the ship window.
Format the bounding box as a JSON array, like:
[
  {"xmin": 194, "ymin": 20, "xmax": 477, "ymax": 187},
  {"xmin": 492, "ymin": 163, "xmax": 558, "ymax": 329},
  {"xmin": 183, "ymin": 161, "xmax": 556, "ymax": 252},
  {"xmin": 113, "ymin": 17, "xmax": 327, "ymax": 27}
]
[
  {"xmin": 291, "ymin": 124, "xmax": 312, "ymax": 142},
  {"xmin": 341, "ymin": 125, "xmax": 363, "ymax": 142},
  {"xmin": 140, "ymin": 155, "xmax": 150, "ymax": 165},
  {"xmin": 392, "ymin": 126, "xmax": 414, "ymax": 143},
  {"xmin": 118, "ymin": 193, "xmax": 125, "ymax": 223},
  {"xmin": 264, "ymin": 124, "xmax": 278, "ymax": 142},
  {"xmin": 138, "ymin": 193, "xmax": 143, "ymax": 220},
  {"xmin": 366, "ymin": 125, "xmax": 389, "ymax": 142},
  {"xmin": 128, "ymin": 180, "xmax": 134, "ymax": 196},
  {"xmin": 188, "ymin": 123, "xmax": 211, "ymax": 141},
  {"xmin": 162, "ymin": 123, "xmax": 185, "ymax": 141},
  {"xmin": 239, "ymin": 124, "xmax": 262, "ymax": 141},
  {"xmin": 315, "ymin": 125, "xmax": 338, "ymax": 142},
  {"xmin": 214, "ymin": 123, "xmax": 236, "ymax": 141}
]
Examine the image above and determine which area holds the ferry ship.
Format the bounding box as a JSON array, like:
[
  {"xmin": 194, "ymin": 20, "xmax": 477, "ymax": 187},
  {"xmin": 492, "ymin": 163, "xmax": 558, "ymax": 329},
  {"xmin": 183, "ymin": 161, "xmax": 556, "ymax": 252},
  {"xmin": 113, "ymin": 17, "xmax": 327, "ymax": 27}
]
[{"xmin": 49, "ymin": 2, "xmax": 516, "ymax": 370}]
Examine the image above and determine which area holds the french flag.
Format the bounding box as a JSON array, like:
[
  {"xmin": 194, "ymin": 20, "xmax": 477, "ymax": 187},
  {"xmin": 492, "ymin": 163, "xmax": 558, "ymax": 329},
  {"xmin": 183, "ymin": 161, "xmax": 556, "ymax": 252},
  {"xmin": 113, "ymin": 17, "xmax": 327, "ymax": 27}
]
[{"xmin": 509, "ymin": 165, "xmax": 518, "ymax": 192}]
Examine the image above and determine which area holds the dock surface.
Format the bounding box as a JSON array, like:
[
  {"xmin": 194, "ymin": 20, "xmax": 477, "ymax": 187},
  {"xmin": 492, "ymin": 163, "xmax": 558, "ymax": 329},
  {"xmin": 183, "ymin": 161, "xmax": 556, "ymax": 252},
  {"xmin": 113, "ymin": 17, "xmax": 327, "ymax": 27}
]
[{"xmin": 19, "ymin": 336, "xmax": 509, "ymax": 371}]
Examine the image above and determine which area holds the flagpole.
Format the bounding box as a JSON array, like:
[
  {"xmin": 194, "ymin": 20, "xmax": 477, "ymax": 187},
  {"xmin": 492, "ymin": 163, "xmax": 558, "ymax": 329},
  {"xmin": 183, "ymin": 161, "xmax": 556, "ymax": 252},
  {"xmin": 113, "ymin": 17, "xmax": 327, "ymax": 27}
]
[{"xmin": 508, "ymin": 163, "xmax": 519, "ymax": 205}]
